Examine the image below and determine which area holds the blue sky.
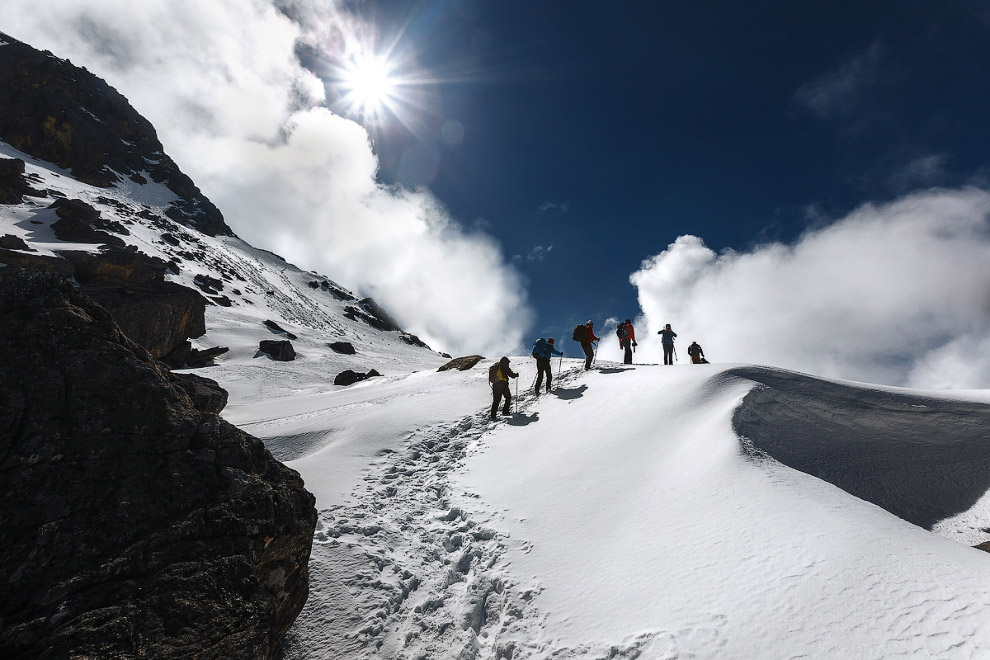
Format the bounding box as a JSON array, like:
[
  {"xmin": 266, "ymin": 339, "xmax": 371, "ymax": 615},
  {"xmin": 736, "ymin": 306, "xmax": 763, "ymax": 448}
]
[
  {"xmin": 328, "ymin": 0, "xmax": 990, "ymax": 337},
  {"xmin": 4, "ymin": 0, "xmax": 990, "ymax": 386}
]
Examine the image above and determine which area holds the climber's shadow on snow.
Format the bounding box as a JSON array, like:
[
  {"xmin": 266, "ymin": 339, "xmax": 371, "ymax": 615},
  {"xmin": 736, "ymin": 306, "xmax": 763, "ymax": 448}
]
[
  {"xmin": 597, "ymin": 367, "xmax": 632, "ymax": 375},
  {"xmin": 553, "ymin": 384, "xmax": 587, "ymax": 400},
  {"xmin": 505, "ymin": 412, "xmax": 539, "ymax": 426}
]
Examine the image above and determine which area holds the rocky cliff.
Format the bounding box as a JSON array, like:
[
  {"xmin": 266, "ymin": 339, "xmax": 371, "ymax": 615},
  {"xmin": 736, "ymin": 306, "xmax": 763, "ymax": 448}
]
[
  {"xmin": 0, "ymin": 269, "xmax": 317, "ymax": 659},
  {"xmin": 0, "ymin": 32, "xmax": 231, "ymax": 237}
]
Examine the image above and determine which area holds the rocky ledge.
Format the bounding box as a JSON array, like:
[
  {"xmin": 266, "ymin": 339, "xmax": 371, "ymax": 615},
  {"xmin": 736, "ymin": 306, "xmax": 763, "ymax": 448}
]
[{"xmin": 0, "ymin": 269, "xmax": 317, "ymax": 659}]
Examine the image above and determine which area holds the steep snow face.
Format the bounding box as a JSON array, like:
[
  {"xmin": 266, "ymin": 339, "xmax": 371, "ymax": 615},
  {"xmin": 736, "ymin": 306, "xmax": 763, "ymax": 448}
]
[
  {"xmin": 0, "ymin": 140, "xmax": 446, "ymax": 389},
  {"xmin": 227, "ymin": 351, "xmax": 990, "ymax": 659}
]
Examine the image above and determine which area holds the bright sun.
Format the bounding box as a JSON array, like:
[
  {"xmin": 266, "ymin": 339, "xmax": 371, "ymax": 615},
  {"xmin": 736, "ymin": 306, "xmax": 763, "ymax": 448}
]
[{"xmin": 341, "ymin": 54, "xmax": 397, "ymax": 116}]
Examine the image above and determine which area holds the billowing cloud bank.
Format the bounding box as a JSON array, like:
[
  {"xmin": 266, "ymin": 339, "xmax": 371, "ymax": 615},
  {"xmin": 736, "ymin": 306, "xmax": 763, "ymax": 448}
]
[
  {"xmin": 0, "ymin": 0, "xmax": 531, "ymax": 355},
  {"xmin": 630, "ymin": 189, "xmax": 990, "ymax": 388}
]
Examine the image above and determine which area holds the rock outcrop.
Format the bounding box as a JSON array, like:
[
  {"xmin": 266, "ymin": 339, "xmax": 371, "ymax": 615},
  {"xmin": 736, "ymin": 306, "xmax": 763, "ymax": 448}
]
[
  {"xmin": 334, "ymin": 368, "xmax": 382, "ymax": 386},
  {"xmin": 259, "ymin": 339, "xmax": 296, "ymax": 362},
  {"xmin": 0, "ymin": 156, "xmax": 44, "ymax": 203},
  {"xmin": 0, "ymin": 32, "xmax": 232, "ymax": 237},
  {"xmin": 59, "ymin": 247, "xmax": 208, "ymax": 359},
  {"xmin": 328, "ymin": 341, "xmax": 356, "ymax": 355},
  {"xmin": 0, "ymin": 268, "xmax": 316, "ymax": 660},
  {"xmin": 438, "ymin": 355, "xmax": 485, "ymax": 372}
]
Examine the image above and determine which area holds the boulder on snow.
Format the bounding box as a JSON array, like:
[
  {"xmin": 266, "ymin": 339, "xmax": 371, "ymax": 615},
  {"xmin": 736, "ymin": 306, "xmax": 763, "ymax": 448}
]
[
  {"xmin": 0, "ymin": 268, "xmax": 316, "ymax": 660},
  {"xmin": 264, "ymin": 319, "xmax": 297, "ymax": 340},
  {"xmin": 260, "ymin": 339, "xmax": 296, "ymax": 362},
  {"xmin": 172, "ymin": 372, "xmax": 229, "ymax": 414},
  {"xmin": 438, "ymin": 355, "xmax": 485, "ymax": 372},
  {"xmin": 49, "ymin": 198, "xmax": 126, "ymax": 247},
  {"xmin": 328, "ymin": 341, "xmax": 356, "ymax": 355},
  {"xmin": 334, "ymin": 369, "xmax": 382, "ymax": 386},
  {"xmin": 0, "ymin": 233, "xmax": 31, "ymax": 251}
]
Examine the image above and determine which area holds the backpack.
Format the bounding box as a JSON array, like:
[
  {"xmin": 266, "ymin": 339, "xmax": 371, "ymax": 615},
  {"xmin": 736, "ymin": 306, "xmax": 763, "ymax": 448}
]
[
  {"xmin": 616, "ymin": 322, "xmax": 628, "ymax": 340},
  {"xmin": 532, "ymin": 338, "xmax": 547, "ymax": 358},
  {"xmin": 571, "ymin": 324, "xmax": 586, "ymax": 342},
  {"xmin": 488, "ymin": 363, "xmax": 500, "ymax": 384}
]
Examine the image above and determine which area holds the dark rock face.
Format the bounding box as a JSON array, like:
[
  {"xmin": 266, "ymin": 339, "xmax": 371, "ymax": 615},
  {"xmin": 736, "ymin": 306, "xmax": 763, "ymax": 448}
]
[
  {"xmin": 334, "ymin": 369, "xmax": 382, "ymax": 386},
  {"xmin": 50, "ymin": 197, "xmax": 126, "ymax": 247},
  {"xmin": 0, "ymin": 247, "xmax": 75, "ymax": 275},
  {"xmin": 400, "ymin": 332, "xmax": 429, "ymax": 349},
  {"xmin": 0, "ymin": 269, "xmax": 316, "ymax": 660},
  {"xmin": 0, "ymin": 156, "xmax": 44, "ymax": 203},
  {"xmin": 328, "ymin": 341, "xmax": 356, "ymax": 355},
  {"xmin": 57, "ymin": 248, "xmax": 208, "ymax": 360},
  {"xmin": 160, "ymin": 341, "xmax": 230, "ymax": 369},
  {"xmin": 173, "ymin": 372, "xmax": 229, "ymax": 414},
  {"xmin": 343, "ymin": 298, "xmax": 403, "ymax": 332},
  {"xmin": 260, "ymin": 340, "xmax": 296, "ymax": 362},
  {"xmin": 0, "ymin": 32, "xmax": 232, "ymax": 237},
  {"xmin": 0, "ymin": 233, "xmax": 32, "ymax": 251},
  {"xmin": 438, "ymin": 355, "xmax": 485, "ymax": 372}
]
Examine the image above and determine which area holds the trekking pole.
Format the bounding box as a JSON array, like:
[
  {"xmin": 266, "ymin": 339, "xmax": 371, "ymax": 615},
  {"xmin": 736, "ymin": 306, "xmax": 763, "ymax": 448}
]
[
  {"xmin": 673, "ymin": 345, "xmax": 678, "ymax": 363},
  {"xmin": 514, "ymin": 377, "xmax": 518, "ymax": 413},
  {"xmin": 592, "ymin": 340, "xmax": 599, "ymax": 367}
]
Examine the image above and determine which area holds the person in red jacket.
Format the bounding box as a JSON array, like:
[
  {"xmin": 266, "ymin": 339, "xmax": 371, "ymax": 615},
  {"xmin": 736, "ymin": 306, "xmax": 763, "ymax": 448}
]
[
  {"xmin": 579, "ymin": 320, "xmax": 600, "ymax": 370},
  {"xmin": 618, "ymin": 318, "xmax": 637, "ymax": 364}
]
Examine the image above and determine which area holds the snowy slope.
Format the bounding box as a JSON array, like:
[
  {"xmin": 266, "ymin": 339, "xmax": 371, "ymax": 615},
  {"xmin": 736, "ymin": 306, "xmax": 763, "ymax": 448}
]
[
  {"xmin": 6, "ymin": 140, "xmax": 990, "ymax": 659},
  {"xmin": 220, "ymin": 352, "xmax": 990, "ymax": 659},
  {"xmin": 0, "ymin": 140, "xmax": 447, "ymax": 391}
]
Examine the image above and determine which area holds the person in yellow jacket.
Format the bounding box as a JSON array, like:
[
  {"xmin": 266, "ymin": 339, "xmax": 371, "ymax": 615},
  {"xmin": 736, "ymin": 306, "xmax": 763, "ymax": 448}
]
[{"xmin": 489, "ymin": 356, "xmax": 519, "ymax": 420}]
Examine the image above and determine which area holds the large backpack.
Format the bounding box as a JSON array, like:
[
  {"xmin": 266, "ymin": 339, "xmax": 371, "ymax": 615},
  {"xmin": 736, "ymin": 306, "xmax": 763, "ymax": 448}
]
[
  {"xmin": 616, "ymin": 322, "xmax": 628, "ymax": 340},
  {"xmin": 488, "ymin": 363, "xmax": 500, "ymax": 384},
  {"xmin": 571, "ymin": 324, "xmax": 586, "ymax": 342},
  {"xmin": 532, "ymin": 338, "xmax": 547, "ymax": 358}
]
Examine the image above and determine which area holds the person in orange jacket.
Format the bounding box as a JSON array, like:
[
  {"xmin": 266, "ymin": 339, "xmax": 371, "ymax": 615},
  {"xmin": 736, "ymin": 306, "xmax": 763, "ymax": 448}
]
[{"xmin": 617, "ymin": 318, "xmax": 637, "ymax": 365}]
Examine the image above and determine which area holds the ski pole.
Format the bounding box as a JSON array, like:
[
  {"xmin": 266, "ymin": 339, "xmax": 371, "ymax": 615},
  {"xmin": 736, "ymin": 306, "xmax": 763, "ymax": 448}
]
[
  {"xmin": 673, "ymin": 345, "xmax": 678, "ymax": 363},
  {"xmin": 592, "ymin": 340, "xmax": 599, "ymax": 367},
  {"xmin": 514, "ymin": 377, "xmax": 518, "ymax": 413}
]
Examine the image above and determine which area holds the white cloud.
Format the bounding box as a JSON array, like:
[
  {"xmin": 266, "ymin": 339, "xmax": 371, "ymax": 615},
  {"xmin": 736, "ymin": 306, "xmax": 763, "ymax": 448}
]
[
  {"xmin": 629, "ymin": 188, "xmax": 990, "ymax": 388},
  {"xmin": 537, "ymin": 201, "xmax": 570, "ymax": 217},
  {"xmin": 517, "ymin": 245, "xmax": 552, "ymax": 263},
  {"xmin": 0, "ymin": 0, "xmax": 532, "ymax": 356},
  {"xmin": 793, "ymin": 43, "xmax": 884, "ymax": 120}
]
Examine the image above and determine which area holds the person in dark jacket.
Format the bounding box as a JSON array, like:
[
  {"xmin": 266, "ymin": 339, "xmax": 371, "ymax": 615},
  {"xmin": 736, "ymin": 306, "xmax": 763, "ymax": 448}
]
[
  {"xmin": 617, "ymin": 319, "xmax": 637, "ymax": 365},
  {"xmin": 658, "ymin": 323, "xmax": 677, "ymax": 365},
  {"xmin": 532, "ymin": 337, "xmax": 563, "ymax": 394},
  {"xmin": 490, "ymin": 356, "xmax": 518, "ymax": 419},
  {"xmin": 687, "ymin": 341, "xmax": 706, "ymax": 364},
  {"xmin": 577, "ymin": 320, "xmax": 601, "ymax": 370}
]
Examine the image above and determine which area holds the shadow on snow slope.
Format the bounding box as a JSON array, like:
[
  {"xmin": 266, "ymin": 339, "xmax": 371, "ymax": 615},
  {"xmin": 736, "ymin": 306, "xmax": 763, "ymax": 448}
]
[{"xmin": 724, "ymin": 366, "xmax": 990, "ymax": 530}]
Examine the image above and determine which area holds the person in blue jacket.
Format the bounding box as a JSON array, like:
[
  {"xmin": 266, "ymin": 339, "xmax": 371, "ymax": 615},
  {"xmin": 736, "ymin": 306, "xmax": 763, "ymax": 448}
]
[
  {"xmin": 532, "ymin": 337, "xmax": 563, "ymax": 394},
  {"xmin": 658, "ymin": 323, "xmax": 677, "ymax": 365}
]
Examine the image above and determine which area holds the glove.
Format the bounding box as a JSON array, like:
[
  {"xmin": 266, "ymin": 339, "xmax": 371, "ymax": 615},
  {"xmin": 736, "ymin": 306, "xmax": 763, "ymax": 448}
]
[{"xmin": 632, "ymin": 341, "xmax": 637, "ymax": 347}]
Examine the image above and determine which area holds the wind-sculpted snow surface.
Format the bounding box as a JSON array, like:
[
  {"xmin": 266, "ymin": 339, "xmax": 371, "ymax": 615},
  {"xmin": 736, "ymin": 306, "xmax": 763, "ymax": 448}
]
[
  {"xmin": 727, "ymin": 365, "xmax": 990, "ymax": 530},
  {"xmin": 230, "ymin": 360, "xmax": 990, "ymax": 659}
]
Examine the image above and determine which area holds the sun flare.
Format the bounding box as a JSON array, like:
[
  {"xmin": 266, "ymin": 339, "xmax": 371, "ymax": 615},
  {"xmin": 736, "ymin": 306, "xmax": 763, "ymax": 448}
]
[{"xmin": 341, "ymin": 54, "xmax": 397, "ymax": 114}]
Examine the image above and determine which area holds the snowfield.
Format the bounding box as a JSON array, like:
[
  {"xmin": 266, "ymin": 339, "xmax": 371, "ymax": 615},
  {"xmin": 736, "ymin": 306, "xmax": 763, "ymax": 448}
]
[
  {"xmin": 4, "ymin": 139, "xmax": 990, "ymax": 659},
  {"xmin": 224, "ymin": 359, "xmax": 990, "ymax": 660}
]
